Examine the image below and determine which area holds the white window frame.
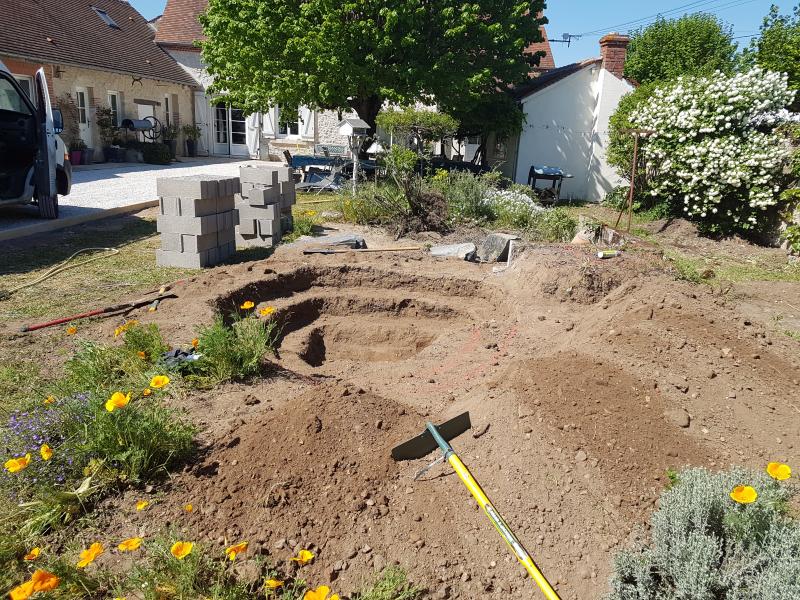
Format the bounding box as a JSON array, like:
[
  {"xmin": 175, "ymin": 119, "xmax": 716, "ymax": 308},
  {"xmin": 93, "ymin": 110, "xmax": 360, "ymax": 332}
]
[
  {"xmin": 107, "ymin": 91, "xmax": 121, "ymax": 126},
  {"xmin": 276, "ymin": 106, "xmax": 300, "ymax": 138},
  {"xmin": 75, "ymin": 88, "xmax": 88, "ymax": 124},
  {"xmin": 12, "ymin": 74, "xmax": 35, "ymax": 106},
  {"xmin": 164, "ymin": 94, "xmax": 171, "ymax": 127}
]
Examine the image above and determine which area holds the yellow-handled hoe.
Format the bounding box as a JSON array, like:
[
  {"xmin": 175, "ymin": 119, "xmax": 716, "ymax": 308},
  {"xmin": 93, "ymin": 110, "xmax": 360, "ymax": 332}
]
[{"xmin": 391, "ymin": 412, "xmax": 561, "ymax": 600}]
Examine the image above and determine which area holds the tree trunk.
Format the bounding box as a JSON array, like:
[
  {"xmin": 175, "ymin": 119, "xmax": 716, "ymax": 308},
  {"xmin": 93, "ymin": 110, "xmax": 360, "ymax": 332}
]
[{"xmin": 349, "ymin": 95, "xmax": 383, "ymax": 133}]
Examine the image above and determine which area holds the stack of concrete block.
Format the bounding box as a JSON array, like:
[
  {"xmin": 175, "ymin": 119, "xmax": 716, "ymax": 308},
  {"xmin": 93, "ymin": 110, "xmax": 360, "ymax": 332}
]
[
  {"xmin": 155, "ymin": 175, "xmax": 239, "ymax": 268},
  {"xmin": 235, "ymin": 165, "xmax": 297, "ymax": 247}
]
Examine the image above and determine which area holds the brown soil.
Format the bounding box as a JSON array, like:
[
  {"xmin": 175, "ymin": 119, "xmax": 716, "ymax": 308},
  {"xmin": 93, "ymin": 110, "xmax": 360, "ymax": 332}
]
[{"xmin": 10, "ymin": 222, "xmax": 800, "ymax": 599}]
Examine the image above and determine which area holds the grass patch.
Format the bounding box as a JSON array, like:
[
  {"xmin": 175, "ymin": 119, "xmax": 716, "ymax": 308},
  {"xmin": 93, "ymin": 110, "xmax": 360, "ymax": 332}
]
[
  {"xmin": 0, "ymin": 360, "xmax": 43, "ymax": 415},
  {"xmin": 182, "ymin": 315, "xmax": 279, "ymax": 389},
  {"xmin": 0, "ymin": 216, "xmax": 194, "ymax": 321},
  {"xmin": 665, "ymin": 252, "xmax": 706, "ymax": 284},
  {"xmin": 355, "ymin": 567, "xmax": 422, "ymax": 600}
]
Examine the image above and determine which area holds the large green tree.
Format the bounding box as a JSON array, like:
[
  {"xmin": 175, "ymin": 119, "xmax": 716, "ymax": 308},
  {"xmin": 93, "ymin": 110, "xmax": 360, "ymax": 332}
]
[
  {"xmin": 623, "ymin": 14, "xmax": 737, "ymax": 85},
  {"xmin": 744, "ymin": 4, "xmax": 800, "ymax": 108},
  {"xmin": 200, "ymin": 0, "xmax": 547, "ymax": 129}
]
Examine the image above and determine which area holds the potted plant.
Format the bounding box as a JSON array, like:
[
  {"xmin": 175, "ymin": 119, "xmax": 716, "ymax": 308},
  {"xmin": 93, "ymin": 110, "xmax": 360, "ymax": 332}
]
[
  {"xmin": 96, "ymin": 106, "xmax": 117, "ymax": 162},
  {"xmin": 69, "ymin": 139, "xmax": 86, "ymax": 165},
  {"xmin": 181, "ymin": 124, "xmax": 201, "ymax": 157},
  {"xmin": 163, "ymin": 124, "xmax": 180, "ymax": 159},
  {"xmin": 82, "ymin": 146, "xmax": 95, "ymax": 165}
]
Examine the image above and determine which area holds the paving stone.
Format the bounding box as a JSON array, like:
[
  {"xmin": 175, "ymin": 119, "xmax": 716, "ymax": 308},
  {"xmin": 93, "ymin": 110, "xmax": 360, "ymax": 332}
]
[
  {"xmin": 181, "ymin": 232, "xmax": 219, "ymax": 253},
  {"xmin": 275, "ymin": 166, "xmax": 293, "ymax": 183},
  {"xmin": 238, "ymin": 217, "xmax": 257, "ymax": 236}
]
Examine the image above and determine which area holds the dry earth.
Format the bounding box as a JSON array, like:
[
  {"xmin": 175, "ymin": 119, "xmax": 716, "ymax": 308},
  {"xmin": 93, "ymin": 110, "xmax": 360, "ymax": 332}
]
[{"xmin": 4, "ymin": 221, "xmax": 800, "ymax": 599}]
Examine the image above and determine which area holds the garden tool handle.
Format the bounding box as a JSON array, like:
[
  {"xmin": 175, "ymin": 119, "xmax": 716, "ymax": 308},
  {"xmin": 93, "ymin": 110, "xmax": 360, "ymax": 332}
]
[{"xmin": 425, "ymin": 422, "xmax": 561, "ymax": 600}]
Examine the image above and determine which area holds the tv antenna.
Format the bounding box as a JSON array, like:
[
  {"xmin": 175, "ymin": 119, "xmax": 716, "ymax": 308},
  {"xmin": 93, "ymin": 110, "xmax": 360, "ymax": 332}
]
[{"xmin": 548, "ymin": 33, "xmax": 582, "ymax": 47}]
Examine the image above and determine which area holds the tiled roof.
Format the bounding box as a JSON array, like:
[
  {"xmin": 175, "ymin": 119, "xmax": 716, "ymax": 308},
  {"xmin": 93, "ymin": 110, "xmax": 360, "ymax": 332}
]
[
  {"xmin": 0, "ymin": 0, "xmax": 196, "ymax": 86},
  {"xmin": 154, "ymin": 0, "xmax": 208, "ymax": 47},
  {"xmin": 526, "ymin": 24, "xmax": 556, "ymax": 70},
  {"xmin": 514, "ymin": 58, "xmax": 601, "ymax": 100}
]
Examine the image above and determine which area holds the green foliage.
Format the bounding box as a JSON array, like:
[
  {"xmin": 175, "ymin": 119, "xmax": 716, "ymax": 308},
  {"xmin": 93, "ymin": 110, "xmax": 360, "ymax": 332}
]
[
  {"xmin": 607, "ymin": 466, "xmax": 800, "ymax": 600},
  {"xmin": 667, "ymin": 252, "xmax": 705, "ymax": 284},
  {"xmin": 141, "ymin": 143, "xmax": 173, "ymax": 165},
  {"xmin": 283, "ymin": 211, "xmax": 321, "ymax": 243},
  {"xmin": 624, "ymin": 14, "xmax": 738, "ymax": 85},
  {"xmin": 200, "ymin": 0, "xmax": 547, "ymax": 128},
  {"xmin": 95, "ymin": 106, "xmax": 116, "ymax": 146},
  {"xmin": 376, "ymin": 108, "xmax": 459, "ymax": 143},
  {"xmin": 123, "ymin": 323, "xmax": 170, "ymax": 360},
  {"xmin": 606, "ymin": 84, "xmax": 658, "ymax": 196},
  {"xmin": 181, "ymin": 124, "xmax": 202, "ymax": 140},
  {"xmin": 429, "ymin": 169, "xmax": 494, "ymax": 224},
  {"xmin": 784, "ymin": 223, "xmax": 800, "ymax": 253},
  {"xmin": 745, "ymin": 5, "xmax": 800, "ymax": 108},
  {"xmin": 339, "ymin": 183, "xmax": 408, "ymax": 225},
  {"xmin": 186, "ymin": 315, "xmax": 278, "ymax": 388},
  {"xmin": 525, "ymin": 208, "xmax": 578, "ymax": 243}
]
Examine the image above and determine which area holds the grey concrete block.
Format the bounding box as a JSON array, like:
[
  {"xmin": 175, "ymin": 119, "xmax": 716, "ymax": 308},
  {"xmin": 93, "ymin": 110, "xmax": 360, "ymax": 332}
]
[
  {"xmin": 179, "ymin": 196, "xmax": 218, "ymax": 218},
  {"xmin": 160, "ymin": 233, "xmax": 183, "ymax": 252},
  {"xmin": 240, "ymin": 165, "xmax": 278, "ymax": 186},
  {"xmin": 156, "ymin": 248, "xmax": 216, "ymax": 269},
  {"xmin": 235, "ymin": 231, "xmax": 277, "ymax": 248},
  {"xmin": 215, "ymin": 210, "xmax": 235, "ymax": 233},
  {"xmin": 236, "ymin": 202, "xmax": 279, "ymax": 221},
  {"xmin": 280, "ymin": 214, "xmax": 294, "ymax": 234},
  {"xmin": 276, "ymin": 166, "xmax": 293, "ymax": 183},
  {"xmin": 430, "ymin": 243, "xmax": 477, "ymax": 261},
  {"xmin": 247, "ymin": 185, "xmax": 279, "ymax": 206},
  {"xmin": 159, "ymin": 197, "xmax": 180, "ymax": 216},
  {"xmin": 156, "ymin": 175, "xmax": 220, "ymax": 200},
  {"xmin": 238, "ymin": 217, "xmax": 257, "ymax": 235},
  {"xmin": 181, "ymin": 232, "xmax": 219, "ymax": 253},
  {"xmin": 156, "ymin": 214, "xmax": 221, "ymax": 235},
  {"xmin": 477, "ymin": 233, "xmax": 520, "ymax": 262},
  {"xmin": 217, "ymin": 177, "xmax": 241, "ymax": 197},
  {"xmin": 217, "ymin": 227, "xmax": 236, "ymax": 245},
  {"xmin": 218, "ymin": 240, "xmax": 236, "ymax": 260},
  {"xmin": 258, "ymin": 218, "xmax": 281, "ymax": 237},
  {"xmin": 216, "ymin": 195, "xmax": 235, "ymax": 213}
]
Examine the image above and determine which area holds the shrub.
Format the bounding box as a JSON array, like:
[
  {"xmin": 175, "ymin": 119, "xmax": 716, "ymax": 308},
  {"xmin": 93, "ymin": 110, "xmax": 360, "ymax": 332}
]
[
  {"xmin": 186, "ymin": 315, "xmax": 278, "ymax": 388},
  {"xmin": 630, "ymin": 68, "xmax": 796, "ymax": 235},
  {"xmin": 607, "ymin": 466, "xmax": 800, "ymax": 600},
  {"xmin": 142, "ymin": 143, "xmax": 173, "ymax": 165},
  {"xmin": 490, "ymin": 187, "xmax": 545, "ymax": 229},
  {"xmin": 526, "ymin": 208, "xmax": 577, "ymax": 242},
  {"xmin": 339, "ymin": 182, "xmax": 408, "ymax": 226},
  {"xmin": 429, "ymin": 170, "xmax": 494, "ymax": 224}
]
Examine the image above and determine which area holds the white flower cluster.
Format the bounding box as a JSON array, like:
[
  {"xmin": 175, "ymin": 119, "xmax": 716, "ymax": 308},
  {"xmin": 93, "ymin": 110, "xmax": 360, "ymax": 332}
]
[
  {"xmin": 484, "ymin": 189, "xmax": 545, "ymax": 214},
  {"xmin": 632, "ymin": 68, "xmax": 796, "ymax": 230}
]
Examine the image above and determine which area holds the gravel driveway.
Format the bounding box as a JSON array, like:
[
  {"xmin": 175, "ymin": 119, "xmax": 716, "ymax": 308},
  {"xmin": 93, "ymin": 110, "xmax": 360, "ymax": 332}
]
[{"xmin": 0, "ymin": 157, "xmax": 273, "ymax": 240}]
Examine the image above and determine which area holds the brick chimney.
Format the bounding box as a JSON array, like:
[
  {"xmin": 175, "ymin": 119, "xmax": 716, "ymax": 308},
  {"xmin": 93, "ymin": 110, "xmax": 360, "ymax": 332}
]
[{"xmin": 599, "ymin": 33, "xmax": 630, "ymax": 79}]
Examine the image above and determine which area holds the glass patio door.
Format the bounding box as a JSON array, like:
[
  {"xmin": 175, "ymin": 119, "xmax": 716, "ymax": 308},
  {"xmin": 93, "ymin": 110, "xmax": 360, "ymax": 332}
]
[{"xmin": 213, "ymin": 102, "xmax": 249, "ymax": 156}]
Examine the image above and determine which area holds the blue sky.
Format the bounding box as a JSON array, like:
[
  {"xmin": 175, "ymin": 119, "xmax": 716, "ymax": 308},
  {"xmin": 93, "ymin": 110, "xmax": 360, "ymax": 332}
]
[{"xmin": 133, "ymin": 0, "xmax": 793, "ymax": 66}]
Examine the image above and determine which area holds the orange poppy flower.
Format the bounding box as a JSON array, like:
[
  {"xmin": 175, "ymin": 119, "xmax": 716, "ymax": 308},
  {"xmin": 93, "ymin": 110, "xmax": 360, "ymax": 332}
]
[
  {"xmin": 23, "ymin": 547, "xmax": 40, "ymax": 561},
  {"xmin": 766, "ymin": 462, "xmax": 791, "ymax": 481},
  {"xmin": 149, "ymin": 375, "xmax": 170, "ymax": 389},
  {"xmin": 136, "ymin": 500, "xmax": 149, "ymax": 511},
  {"xmin": 76, "ymin": 542, "xmax": 104, "ymax": 568},
  {"xmin": 291, "ymin": 549, "xmax": 314, "ymax": 565},
  {"xmin": 265, "ymin": 579, "xmax": 284, "ymax": 590},
  {"xmin": 303, "ymin": 585, "xmax": 339, "ymax": 600},
  {"xmin": 142, "ymin": 388, "xmax": 152, "ymax": 397},
  {"xmin": 105, "ymin": 391, "xmax": 131, "ymax": 412},
  {"xmin": 4, "ymin": 453, "xmax": 31, "ymax": 473},
  {"xmin": 66, "ymin": 326, "xmax": 77, "ymax": 335},
  {"xmin": 184, "ymin": 503, "xmax": 194, "ymax": 512},
  {"xmin": 40, "ymin": 444, "xmax": 53, "ymax": 461},
  {"xmin": 118, "ymin": 537, "xmax": 143, "ymax": 552},
  {"xmin": 137, "ymin": 351, "xmax": 146, "ymax": 359},
  {"xmin": 225, "ymin": 541, "xmax": 248, "ymax": 561},
  {"xmin": 43, "ymin": 395, "xmax": 55, "ymax": 405},
  {"xmin": 192, "ymin": 338, "xmax": 199, "ymax": 348},
  {"xmin": 259, "ymin": 306, "xmax": 276, "ymax": 317},
  {"xmin": 730, "ymin": 485, "xmax": 757, "ymax": 504},
  {"xmin": 170, "ymin": 541, "xmax": 194, "ymax": 560},
  {"xmin": 240, "ymin": 300, "xmax": 255, "ymax": 310}
]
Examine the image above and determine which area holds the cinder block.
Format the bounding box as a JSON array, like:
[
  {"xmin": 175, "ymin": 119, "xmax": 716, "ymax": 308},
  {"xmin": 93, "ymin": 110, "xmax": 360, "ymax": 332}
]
[
  {"xmin": 258, "ymin": 218, "xmax": 281, "ymax": 237},
  {"xmin": 240, "ymin": 165, "xmax": 278, "ymax": 186},
  {"xmin": 279, "ymin": 181, "xmax": 296, "ymax": 204},
  {"xmin": 217, "ymin": 177, "xmax": 241, "ymax": 197},
  {"xmin": 159, "ymin": 197, "xmax": 180, "ymax": 216},
  {"xmin": 247, "ymin": 185, "xmax": 279, "ymax": 207},
  {"xmin": 217, "ymin": 227, "xmax": 236, "ymax": 245},
  {"xmin": 238, "ymin": 217, "xmax": 257, "ymax": 236},
  {"xmin": 281, "ymin": 205, "xmax": 293, "ymax": 217},
  {"xmin": 160, "ymin": 233, "xmax": 183, "ymax": 252},
  {"xmin": 156, "ymin": 249, "xmax": 215, "ymax": 269},
  {"xmin": 216, "ymin": 195, "xmax": 235, "ymax": 213},
  {"xmin": 236, "ymin": 202, "xmax": 279, "ymax": 221},
  {"xmin": 280, "ymin": 214, "xmax": 294, "ymax": 234},
  {"xmin": 275, "ymin": 166, "xmax": 293, "ymax": 183},
  {"xmin": 181, "ymin": 232, "xmax": 219, "ymax": 253},
  {"xmin": 235, "ymin": 231, "xmax": 277, "ymax": 248},
  {"xmin": 216, "ymin": 210, "xmax": 235, "ymax": 232},
  {"xmin": 218, "ymin": 241, "xmax": 236, "ymax": 260},
  {"xmin": 156, "ymin": 175, "xmax": 220, "ymax": 200},
  {"xmin": 179, "ymin": 196, "xmax": 218, "ymax": 218},
  {"xmin": 156, "ymin": 214, "xmax": 220, "ymax": 235}
]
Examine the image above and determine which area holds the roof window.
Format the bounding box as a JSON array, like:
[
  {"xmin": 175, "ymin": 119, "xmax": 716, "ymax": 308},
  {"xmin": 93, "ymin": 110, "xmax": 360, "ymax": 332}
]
[{"xmin": 92, "ymin": 7, "xmax": 120, "ymax": 29}]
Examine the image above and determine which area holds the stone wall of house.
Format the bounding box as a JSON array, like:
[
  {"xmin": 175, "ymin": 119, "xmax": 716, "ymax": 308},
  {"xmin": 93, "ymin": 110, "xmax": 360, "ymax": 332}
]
[
  {"xmin": 0, "ymin": 55, "xmax": 56, "ymax": 99},
  {"xmin": 316, "ymin": 109, "xmax": 356, "ymax": 147},
  {"xmin": 50, "ymin": 64, "xmax": 194, "ymax": 160}
]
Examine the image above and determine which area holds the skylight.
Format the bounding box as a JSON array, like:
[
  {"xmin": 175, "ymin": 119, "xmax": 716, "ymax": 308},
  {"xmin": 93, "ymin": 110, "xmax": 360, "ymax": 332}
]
[{"xmin": 91, "ymin": 6, "xmax": 119, "ymax": 29}]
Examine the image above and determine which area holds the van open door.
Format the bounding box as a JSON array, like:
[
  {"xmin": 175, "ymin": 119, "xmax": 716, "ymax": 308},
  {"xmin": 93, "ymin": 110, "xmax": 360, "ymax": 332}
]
[{"xmin": 33, "ymin": 68, "xmax": 58, "ymax": 218}]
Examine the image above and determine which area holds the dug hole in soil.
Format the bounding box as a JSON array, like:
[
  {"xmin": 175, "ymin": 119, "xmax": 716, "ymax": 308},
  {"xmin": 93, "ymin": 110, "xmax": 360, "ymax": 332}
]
[{"xmin": 91, "ymin": 236, "xmax": 800, "ymax": 599}]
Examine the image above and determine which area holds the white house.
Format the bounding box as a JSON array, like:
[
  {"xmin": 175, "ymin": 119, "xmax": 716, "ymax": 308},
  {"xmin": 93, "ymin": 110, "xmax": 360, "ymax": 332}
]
[
  {"xmin": 153, "ymin": 0, "xmax": 352, "ymax": 159},
  {"xmin": 505, "ymin": 34, "xmax": 635, "ymax": 201}
]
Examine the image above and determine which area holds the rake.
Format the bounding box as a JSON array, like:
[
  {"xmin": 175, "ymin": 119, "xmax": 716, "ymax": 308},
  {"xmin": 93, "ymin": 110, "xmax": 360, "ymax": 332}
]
[{"xmin": 392, "ymin": 412, "xmax": 561, "ymax": 600}]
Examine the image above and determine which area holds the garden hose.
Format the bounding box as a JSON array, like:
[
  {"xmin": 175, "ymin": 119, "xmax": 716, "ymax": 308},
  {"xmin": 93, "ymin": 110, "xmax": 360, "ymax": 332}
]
[{"xmin": 0, "ymin": 247, "xmax": 120, "ymax": 301}]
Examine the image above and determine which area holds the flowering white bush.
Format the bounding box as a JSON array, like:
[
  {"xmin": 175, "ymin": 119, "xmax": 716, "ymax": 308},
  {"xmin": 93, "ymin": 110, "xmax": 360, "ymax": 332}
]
[{"xmin": 632, "ymin": 68, "xmax": 796, "ymax": 233}]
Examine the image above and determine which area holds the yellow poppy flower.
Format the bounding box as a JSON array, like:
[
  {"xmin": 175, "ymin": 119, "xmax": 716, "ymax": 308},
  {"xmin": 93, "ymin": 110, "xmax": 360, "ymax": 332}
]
[
  {"xmin": 43, "ymin": 395, "xmax": 55, "ymax": 405},
  {"xmin": 192, "ymin": 338, "xmax": 199, "ymax": 348},
  {"xmin": 4, "ymin": 453, "xmax": 31, "ymax": 473},
  {"xmin": 10, "ymin": 569, "xmax": 61, "ymax": 600},
  {"xmin": 9, "ymin": 581, "xmax": 34, "ymax": 600},
  {"xmin": 265, "ymin": 578, "xmax": 284, "ymax": 590},
  {"xmin": 259, "ymin": 306, "xmax": 276, "ymax": 317},
  {"xmin": 730, "ymin": 485, "xmax": 758, "ymax": 504},
  {"xmin": 240, "ymin": 300, "xmax": 255, "ymax": 310},
  {"xmin": 225, "ymin": 541, "xmax": 248, "ymax": 561},
  {"xmin": 170, "ymin": 541, "xmax": 194, "ymax": 560},
  {"xmin": 23, "ymin": 547, "xmax": 40, "ymax": 561},
  {"xmin": 40, "ymin": 444, "xmax": 53, "ymax": 461},
  {"xmin": 118, "ymin": 537, "xmax": 143, "ymax": 552},
  {"xmin": 290, "ymin": 549, "xmax": 314, "ymax": 565},
  {"xmin": 136, "ymin": 500, "xmax": 149, "ymax": 511},
  {"xmin": 184, "ymin": 503, "xmax": 194, "ymax": 512},
  {"xmin": 142, "ymin": 388, "xmax": 152, "ymax": 397},
  {"xmin": 66, "ymin": 326, "xmax": 77, "ymax": 335},
  {"xmin": 766, "ymin": 462, "xmax": 791, "ymax": 481},
  {"xmin": 76, "ymin": 542, "xmax": 104, "ymax": 568},
  {"xmin": 149, "ymin": 375, "xmax": 170, "ymax": 389},
  {"xmin": 105, "ymin": 391, "xmax": 131, "ymax": 412},
  {"xmin": 303, "ymin": 585, "xmax": 339, "ymax": 600},
  {"xmin": 137, "ymin": 351, "xmax": 146, "ymax": 359}
]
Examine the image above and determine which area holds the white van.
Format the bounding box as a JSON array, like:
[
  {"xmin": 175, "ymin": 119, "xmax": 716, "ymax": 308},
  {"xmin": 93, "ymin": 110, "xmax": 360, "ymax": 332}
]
[{"xmin": 0, "ymin": 60, "xmax": 71, "ymax": 218}]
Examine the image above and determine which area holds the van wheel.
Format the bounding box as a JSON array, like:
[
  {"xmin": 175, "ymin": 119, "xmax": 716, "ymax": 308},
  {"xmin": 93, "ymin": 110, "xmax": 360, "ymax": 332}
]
[{"xmin": 38, "ymin": 194, "xmax": 59, "ymax": 219}]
